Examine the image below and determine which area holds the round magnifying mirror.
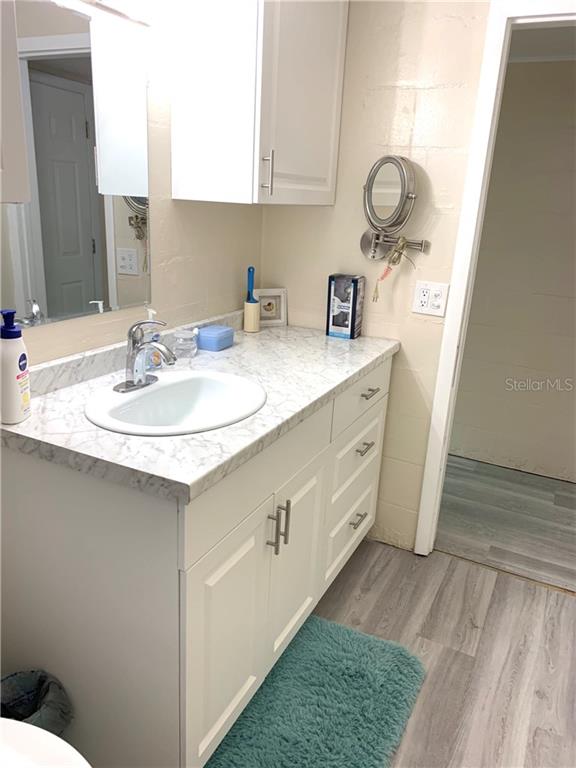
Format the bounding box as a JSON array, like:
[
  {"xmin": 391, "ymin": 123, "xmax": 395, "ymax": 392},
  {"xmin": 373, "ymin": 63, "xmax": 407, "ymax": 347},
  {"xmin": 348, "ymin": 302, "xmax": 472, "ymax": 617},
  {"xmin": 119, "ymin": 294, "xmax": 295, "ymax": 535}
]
[
  {"xmin": 123, "ymin": 196, "xmax": 148, "ymax": 216},
  {"xmin": 363, "ymin": 156, "xmax": 415, "ymax": 232}
]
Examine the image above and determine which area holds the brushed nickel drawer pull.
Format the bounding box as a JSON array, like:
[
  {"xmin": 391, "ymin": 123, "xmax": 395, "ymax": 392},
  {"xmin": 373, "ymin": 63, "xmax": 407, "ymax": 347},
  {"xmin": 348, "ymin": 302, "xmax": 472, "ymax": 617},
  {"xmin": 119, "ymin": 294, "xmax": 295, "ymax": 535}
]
[
  {"xmin": 267, "ymin": 508, "xmax": 282, "ymax": 556},
  {"xmin": 349, "ymin": 511, "xmax": 368, "ymax": 530},
  {"xmin": 278, "ymin": 499, "xmax": 292, "ymax": 546},
  {"xmin": 356, "ymin": 441, "xmax": 375, "ymax": 457},
  {"xmin": 361, "ymin": 387, "xmax": 380, "ymax": 401}
]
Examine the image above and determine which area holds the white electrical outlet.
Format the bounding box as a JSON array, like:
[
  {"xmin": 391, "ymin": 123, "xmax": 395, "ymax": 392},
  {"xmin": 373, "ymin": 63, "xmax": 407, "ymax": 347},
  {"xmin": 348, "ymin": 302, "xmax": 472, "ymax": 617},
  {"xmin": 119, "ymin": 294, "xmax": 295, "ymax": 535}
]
[
  {"xmin": 117, "ymin": 248, "xmax": 139, "ymax": 276},
  {"xmin": 412, "ymin": 280, "xmax": 449, "ymax": 317}
]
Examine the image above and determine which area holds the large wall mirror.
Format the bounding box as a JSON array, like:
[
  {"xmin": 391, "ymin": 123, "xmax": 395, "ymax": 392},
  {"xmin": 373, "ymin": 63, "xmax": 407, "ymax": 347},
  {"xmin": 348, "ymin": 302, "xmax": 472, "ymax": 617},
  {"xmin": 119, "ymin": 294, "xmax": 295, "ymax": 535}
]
[{"xmin": 1, "ymin": 0, "xmax": 149, "ymax": 326}]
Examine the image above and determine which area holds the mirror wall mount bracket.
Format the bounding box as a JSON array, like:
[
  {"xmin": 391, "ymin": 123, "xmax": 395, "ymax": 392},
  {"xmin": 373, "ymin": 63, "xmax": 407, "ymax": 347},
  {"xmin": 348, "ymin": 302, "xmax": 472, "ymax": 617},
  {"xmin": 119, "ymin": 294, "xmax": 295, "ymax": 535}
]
[
  {"xmin": 360, "ymin": 230, "xmax": 429, "ymax": 261},
  {"xmin": 360, "ymin": 155, "xmax": 429, "ymax": 262}
]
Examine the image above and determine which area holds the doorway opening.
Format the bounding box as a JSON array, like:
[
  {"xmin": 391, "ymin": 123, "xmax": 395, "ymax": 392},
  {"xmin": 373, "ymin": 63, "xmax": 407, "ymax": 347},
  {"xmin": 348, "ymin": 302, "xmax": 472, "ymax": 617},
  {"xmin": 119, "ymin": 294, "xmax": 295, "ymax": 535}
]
[{"xmin": 434, "ymin": 25, "xmax": 576, "ymax": 591}]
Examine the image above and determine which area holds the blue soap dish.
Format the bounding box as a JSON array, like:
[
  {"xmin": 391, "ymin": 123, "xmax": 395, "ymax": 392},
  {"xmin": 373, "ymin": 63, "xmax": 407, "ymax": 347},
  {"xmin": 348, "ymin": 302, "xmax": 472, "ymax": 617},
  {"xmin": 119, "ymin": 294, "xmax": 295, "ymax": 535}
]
[{"xmin": 197, "ymin": 325, "xmax": 234, "ymax": 351}]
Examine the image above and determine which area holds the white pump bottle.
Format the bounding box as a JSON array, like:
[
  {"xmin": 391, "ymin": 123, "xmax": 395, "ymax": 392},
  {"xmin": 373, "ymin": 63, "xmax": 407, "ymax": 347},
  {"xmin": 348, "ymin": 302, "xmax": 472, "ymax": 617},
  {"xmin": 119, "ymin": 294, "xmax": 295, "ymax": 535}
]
[{"xmin": 1, "ymin": 309, "xmax": 31, "ymax": 425}]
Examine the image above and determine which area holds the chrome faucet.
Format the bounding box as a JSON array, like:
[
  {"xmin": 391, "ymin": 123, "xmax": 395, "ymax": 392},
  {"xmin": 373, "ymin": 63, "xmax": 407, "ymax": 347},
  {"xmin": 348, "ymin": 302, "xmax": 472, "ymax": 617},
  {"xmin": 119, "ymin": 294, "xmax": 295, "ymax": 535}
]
[
  {"xmin": 114, "ymin": 320, "xmax": 177, "ymax": 393},
  {"xmin": 17, "ymin": 299, "xmax": 45, "ymax": 327}
]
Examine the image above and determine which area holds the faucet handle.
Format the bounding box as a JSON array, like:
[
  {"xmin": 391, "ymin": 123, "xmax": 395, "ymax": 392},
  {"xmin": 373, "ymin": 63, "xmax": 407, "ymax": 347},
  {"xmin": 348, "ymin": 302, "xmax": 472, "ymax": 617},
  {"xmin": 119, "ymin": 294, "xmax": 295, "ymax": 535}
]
[{"xmin": 127, "ymin": 319, "xmax": 167, "ymax": 346}]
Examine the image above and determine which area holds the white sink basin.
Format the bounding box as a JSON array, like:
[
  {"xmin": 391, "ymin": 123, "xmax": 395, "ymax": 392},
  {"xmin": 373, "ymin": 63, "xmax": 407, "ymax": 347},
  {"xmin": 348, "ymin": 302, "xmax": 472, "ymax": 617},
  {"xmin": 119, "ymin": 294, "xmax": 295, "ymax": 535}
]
[{"xmin": 85, "ymin": 370, "xmax": 267, "ymax": 436}]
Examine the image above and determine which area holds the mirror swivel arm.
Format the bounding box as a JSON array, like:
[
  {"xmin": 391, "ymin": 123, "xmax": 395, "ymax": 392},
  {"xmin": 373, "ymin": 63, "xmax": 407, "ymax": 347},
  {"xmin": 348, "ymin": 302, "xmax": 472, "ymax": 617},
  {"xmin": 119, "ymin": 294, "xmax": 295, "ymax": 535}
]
[
  {"xmin": 362, "ymin": 230, "xmax": 428, "ymax": 261},
  {"xmin": 377, "ymin": 232, "xmax": 428, "ymax": 253}
]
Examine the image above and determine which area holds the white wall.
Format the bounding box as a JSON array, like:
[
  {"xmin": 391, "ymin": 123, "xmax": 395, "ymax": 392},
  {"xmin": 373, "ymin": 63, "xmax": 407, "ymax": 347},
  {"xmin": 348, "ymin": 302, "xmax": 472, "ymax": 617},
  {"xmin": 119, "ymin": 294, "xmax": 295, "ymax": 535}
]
[
  {"xmin": 14, "ymin": 0, "xmax": 89, "ymax": 36},
  {"xmin": 451, "ymin": 61, "xmax": 576, "ymax": 482},
  {"xmin": 260, "ymin": 1, "xmax": 488, "ymax": 549},
  {"xmin": 112, "ymin": 197, "xmax": 149, "ymax": 308}
]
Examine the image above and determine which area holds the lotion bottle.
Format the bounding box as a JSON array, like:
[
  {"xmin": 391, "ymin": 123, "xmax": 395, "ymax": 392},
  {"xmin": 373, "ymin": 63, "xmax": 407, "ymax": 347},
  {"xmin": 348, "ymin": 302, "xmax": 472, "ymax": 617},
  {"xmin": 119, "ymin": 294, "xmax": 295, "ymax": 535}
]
[{"xmin": 1, "ymin": 309, "xmax": 31, "ymax": 425}]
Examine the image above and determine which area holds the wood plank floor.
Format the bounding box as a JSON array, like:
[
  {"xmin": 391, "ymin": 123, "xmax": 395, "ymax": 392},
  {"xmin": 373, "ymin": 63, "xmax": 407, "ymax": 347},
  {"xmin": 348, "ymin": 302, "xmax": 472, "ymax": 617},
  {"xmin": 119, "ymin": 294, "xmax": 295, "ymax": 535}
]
[
  {"xmin": 315, "ymin": 540, "xmax": 576, "ymax": 768},
  {"xmin": 435, "ymin": 455, "xmax": 576, "ymax": 591}
]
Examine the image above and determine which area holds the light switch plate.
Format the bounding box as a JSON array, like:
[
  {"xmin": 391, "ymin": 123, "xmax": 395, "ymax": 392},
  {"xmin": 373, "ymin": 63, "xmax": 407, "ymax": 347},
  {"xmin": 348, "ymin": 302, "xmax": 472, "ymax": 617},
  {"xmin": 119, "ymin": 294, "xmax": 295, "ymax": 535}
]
[
  {"xmin": 412, "ymin": 280, "xmax": 449, "ymax": 317},
  {"xmin": 117, "ymin": 248, "xmax": 139, "ymax": 276}
]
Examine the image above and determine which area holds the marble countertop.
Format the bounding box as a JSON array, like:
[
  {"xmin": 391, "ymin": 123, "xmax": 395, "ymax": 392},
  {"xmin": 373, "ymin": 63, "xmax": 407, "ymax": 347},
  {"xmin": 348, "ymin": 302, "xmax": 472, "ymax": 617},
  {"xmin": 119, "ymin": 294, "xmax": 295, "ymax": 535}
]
[{"xmin": 2, "ymin": 327, "xmax": 399, "ymax": 504}]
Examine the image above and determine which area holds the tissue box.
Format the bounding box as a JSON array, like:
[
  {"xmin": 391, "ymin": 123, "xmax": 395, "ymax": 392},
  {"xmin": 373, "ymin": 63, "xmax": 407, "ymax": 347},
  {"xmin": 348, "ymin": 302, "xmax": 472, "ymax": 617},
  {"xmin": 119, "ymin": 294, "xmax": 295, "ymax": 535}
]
[
  {"xmin": 197, "ymin": 325, "xmax": 234, "ymax": 351},
  {"xmin": 326, "ymin": 274, "xmax": 365, "ymax": 339}
]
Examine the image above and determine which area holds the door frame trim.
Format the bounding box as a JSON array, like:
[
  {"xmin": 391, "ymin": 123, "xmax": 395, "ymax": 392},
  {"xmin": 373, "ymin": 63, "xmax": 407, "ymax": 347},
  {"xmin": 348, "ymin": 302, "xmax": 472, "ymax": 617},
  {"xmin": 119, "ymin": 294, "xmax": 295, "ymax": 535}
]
[
  {"xmin": 414, "ymin": 0, "xmax": 576, "ymax": 556},
  {"xmin": 18, "ymin": 33, "xmax": 91, "ymax": 59}
]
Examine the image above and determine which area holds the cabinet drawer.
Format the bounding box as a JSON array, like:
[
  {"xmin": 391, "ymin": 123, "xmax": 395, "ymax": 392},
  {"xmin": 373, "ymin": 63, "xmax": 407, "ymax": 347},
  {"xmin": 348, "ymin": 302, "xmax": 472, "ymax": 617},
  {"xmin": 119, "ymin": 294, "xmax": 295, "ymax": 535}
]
[
  {"xmin": 323, "ymin": 398, "xmax": 388, "ymax": 587},
  {"xmin": 324, "ymin": 471, "xmax": 378, "ymax": 586},
  {"xmin": 331, "ymin": 397, "xmax": 387, "ymax": 500},
  {"xmin": 331, "ymin": 358, "xmax": 391, "ymax": 438}
]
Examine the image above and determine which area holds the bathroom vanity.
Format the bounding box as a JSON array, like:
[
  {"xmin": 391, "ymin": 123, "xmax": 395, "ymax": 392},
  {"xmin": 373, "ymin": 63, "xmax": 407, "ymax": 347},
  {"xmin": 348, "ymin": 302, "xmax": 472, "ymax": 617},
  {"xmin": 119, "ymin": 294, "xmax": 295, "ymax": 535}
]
[{"xmin": 1, "ymin": 325, "xmax": 398, "ymax": 768}]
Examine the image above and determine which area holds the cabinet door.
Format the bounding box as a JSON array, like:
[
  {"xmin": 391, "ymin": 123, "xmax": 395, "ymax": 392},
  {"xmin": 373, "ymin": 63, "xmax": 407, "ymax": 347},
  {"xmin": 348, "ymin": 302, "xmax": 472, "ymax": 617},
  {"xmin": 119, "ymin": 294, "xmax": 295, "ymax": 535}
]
[
  {"xmin": 256, "ymin": 0, "xmax": 348, "ymax": 205},
  {"xmin": 1, "ymin": 0, "xmax": 30, "ymax": 203},
  {"xmin": 268, "ymin": 454, "xmax": 326, "ymax": 664},
  {"xmin": 170, "ymin": 0, "xmax": 260, "ymax": 203},
  {"xmin": 91, "ymin": 14, "xmax": 148, "ymax": 196},
  {"xmin": 182, "ymin": 495, "xmax": 273, "ymax": 768}
]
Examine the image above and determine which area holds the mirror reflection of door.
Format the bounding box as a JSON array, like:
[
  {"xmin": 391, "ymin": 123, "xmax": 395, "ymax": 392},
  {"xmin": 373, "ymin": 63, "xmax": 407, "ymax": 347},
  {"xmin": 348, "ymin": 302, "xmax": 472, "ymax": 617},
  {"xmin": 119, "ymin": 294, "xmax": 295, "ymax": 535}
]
[{"xmin": 29, "ymin": 63, "xmax": 104, "ymax": 319}]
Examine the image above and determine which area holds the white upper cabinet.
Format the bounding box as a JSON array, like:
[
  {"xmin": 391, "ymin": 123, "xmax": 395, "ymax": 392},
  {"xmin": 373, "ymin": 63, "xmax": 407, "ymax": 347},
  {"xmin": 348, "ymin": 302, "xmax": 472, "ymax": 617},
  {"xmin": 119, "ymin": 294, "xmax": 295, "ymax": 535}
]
[
  {"xmin": 90, "ymin": 14, "xmax": 149, "ymax": 196},
  {"xmin": 171, "ymin": 0, "xmax": 348, "ymax": 205},
  {"xmin": 1, "ymin": 0, "xmax": 29, "ymax": 204}
]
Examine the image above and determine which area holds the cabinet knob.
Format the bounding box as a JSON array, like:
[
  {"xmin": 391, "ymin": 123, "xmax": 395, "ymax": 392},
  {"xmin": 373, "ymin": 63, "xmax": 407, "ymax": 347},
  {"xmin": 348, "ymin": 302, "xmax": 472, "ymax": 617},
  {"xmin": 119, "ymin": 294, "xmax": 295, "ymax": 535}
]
[
  {"xmin": 261, "ymin": 149, "xmax": 275, "ymax": 196},
  {"xmin": 356, "ymin": 441, "xmax": 375, "ymax": 457}
]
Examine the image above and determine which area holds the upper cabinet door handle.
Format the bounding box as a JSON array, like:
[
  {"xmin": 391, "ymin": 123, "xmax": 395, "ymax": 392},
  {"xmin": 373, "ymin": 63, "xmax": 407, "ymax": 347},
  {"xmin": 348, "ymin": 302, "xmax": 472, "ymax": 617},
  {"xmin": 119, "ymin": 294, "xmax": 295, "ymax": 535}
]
[
  {"xmin": 261, "ymin": 149, "xmax": 275, "ymax": 196},
  {"xmin": 361, "ymin": 386, "xmax": 380, "ymax": 401}
]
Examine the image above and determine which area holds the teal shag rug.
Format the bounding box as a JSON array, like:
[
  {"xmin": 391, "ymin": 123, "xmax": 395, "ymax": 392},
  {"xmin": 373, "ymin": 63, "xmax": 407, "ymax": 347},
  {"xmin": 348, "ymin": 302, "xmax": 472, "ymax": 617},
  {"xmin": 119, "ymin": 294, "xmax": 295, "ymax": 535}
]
[{"xmin": 206, "ymin": 615, "xmax": 425, "ymax": 768}]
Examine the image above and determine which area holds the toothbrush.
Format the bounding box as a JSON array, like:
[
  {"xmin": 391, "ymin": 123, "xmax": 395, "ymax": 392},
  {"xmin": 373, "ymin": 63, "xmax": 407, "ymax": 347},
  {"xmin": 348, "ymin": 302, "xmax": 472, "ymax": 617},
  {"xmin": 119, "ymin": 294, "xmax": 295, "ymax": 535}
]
[{"xmin": 246, "ymin": 266, "xmax": 258, "ymax": 303}]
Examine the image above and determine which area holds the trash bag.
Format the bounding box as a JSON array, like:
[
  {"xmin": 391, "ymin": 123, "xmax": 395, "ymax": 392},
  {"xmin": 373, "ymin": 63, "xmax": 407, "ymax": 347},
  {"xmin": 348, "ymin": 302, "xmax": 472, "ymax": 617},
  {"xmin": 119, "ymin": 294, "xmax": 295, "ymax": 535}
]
[{"xmin": 1, "ymin": 670, "xmax": 73, "ymax": 736}]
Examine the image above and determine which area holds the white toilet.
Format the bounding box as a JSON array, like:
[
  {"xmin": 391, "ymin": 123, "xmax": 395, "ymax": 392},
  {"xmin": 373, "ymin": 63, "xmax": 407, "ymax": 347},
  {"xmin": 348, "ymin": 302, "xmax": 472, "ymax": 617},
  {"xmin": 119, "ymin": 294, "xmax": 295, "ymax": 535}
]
[{"xmin": 0, "ymin": 719, "xmax": 91, "ymax": 767}]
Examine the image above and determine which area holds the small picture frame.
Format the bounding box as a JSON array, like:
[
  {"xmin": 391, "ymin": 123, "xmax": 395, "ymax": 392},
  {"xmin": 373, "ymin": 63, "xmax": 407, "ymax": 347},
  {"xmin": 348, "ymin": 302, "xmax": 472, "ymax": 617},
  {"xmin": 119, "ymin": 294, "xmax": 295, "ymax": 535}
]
[{"xmin": 253, "ymin": 288, "xmax": 287, "ymax": 327}]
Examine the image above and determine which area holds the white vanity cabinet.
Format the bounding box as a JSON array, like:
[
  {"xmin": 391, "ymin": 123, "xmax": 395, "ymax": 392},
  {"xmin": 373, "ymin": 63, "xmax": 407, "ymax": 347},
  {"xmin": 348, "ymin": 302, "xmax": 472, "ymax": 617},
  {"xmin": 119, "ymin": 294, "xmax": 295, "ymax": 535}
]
[
  {"xmin": 181, "ymin": 360, "xmax": 391, "ymax": 767},
  {"xmin": 2, "ymin": 356, "xmax": 393, "ymax": 768},
  {"xmin": 171, "ymin": 0, "xmax": 348, "ymax": 205}
]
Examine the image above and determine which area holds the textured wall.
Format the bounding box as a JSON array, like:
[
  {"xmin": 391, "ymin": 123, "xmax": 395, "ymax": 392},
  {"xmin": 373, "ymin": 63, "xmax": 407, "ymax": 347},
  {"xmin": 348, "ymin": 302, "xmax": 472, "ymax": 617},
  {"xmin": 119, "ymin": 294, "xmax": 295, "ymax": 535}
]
[
  {"xmin": 15, "ymin": 0, "xmax": 89, "ymax": 36},
  {"xmin": 451, "ymin": 61, "xmax": 576, "ymax": 482},
  {"xmin": 260, "ymin": 1, "xmax": 488, "ymax": 548}
]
